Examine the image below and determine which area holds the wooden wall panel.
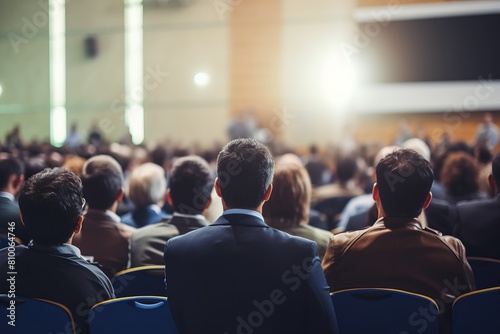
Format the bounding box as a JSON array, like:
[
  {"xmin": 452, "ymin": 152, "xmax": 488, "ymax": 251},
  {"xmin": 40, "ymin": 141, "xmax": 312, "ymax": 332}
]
[{"xmin": 229, "ymin": 0, "xmax": 282, "ymax": 122}]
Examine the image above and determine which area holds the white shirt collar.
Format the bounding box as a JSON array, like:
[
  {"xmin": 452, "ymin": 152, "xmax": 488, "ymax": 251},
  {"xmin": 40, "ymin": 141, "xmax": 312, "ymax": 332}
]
[
  {"xmin": 223, "ymin": 208, "xmax": 264, "ymax": 221},
  {"xmin": 0, "ymin": 191, "xmax": 15, "ymax": 202}
]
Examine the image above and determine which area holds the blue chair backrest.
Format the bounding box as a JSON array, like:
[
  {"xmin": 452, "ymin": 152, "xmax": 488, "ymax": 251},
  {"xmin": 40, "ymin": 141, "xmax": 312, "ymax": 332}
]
[
  {"xmin": 88, "ymin": 296, "xmax": 178, "ymax": 334},
  {"xmin": 112, "ymin": 265, "xmax": 166, "ymax": 298},
  {"xmin": 0, "ymin": 295, "xmax": 75, "ymax": 334},
  {"xmin": 453, "ymin": 287, "xmax": 500, "ymax": 334},
  {"xmin": 331, "ymin": 288, "xmax": 440, "ymax": 334},
  {"xmin": 467, "ymin": 257, "xmax": 500, "ymax": 290}
]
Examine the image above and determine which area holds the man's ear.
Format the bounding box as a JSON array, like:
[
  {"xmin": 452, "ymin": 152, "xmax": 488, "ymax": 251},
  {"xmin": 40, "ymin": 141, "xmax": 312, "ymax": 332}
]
[
  {"xmin": 12, "ymin": 174, "xmax": 24, "ymax": 190},
  {"xmin": 372, "ymin": 183, "xmax": 379, "ymax": 202},
  {"xmin": 74, "ymin": 215, "xmax": 84, "ymax": 234},
  {"xmin": 166, "ymin": 189, "xmax": 173, "ymax": 206},
  {"xmin": 19, "ymin": 212, "xmax": 25, "ymax": 226},
  {"xmin": 214, "ymin": 178, "xmax": 222, "ymax": 198},
  {"xmin": 422, "ymin": 192, "xmax": 433, "ymax": 210},
  {"xmin": 488, "ymin": 174, "xmax": 497, "ymax": 194},
  {"xmin": 263, "ymin": 184, "xmax": 273, "ymax": 202},
  {"xmin": 116, "ymin": 189, "xmax": 124, "ymax": 202}
]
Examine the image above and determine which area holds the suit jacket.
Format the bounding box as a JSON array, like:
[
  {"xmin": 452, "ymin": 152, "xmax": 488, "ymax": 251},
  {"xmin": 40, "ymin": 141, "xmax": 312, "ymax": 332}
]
[
  {"xmin": 322, "ymin": 218, "xmax": 474, "ymax": 310},
  {"xmin": 73, "ymin": 209, "xmax": 135, "ymax": 278},
  {"xmin": 164, "ymin": 212, "xmax": 338, "ymax": 334},
  {"xmin": 121, "ymin": 205, "xmax": 171, "ymax": 228},
  {"xmin": 0, "ymin": 243, "xmax": 114, "ymax": 334},
  {"xmin": 455, "ymin": 194, "xmax": 500, "ymax": 259},
  {"xmin": 0, "ymin": 196, "xmax": 31, "ymax": 244}
]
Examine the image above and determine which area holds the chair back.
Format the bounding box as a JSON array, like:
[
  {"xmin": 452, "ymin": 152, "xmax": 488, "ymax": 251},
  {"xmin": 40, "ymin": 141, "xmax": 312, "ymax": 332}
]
[
  {"xmin": 112, "ymin": 265, "xmax": 166, "ymax": 298},
  {"xmin": 467, "ymin": 257, "xmax": 500, "ymax": 290},
  {"xmin": 311, "ymin": 196, "xmax": 353, "ymax": 229},
  {"xmin": 331, "ymin": 288, "xmax": 440, "ymax": 334},
  {"xmin": 453, "ymin": 287, "xmax": 500, "ymax": 334},
  {"xmin": 89, "ymin": 296, "xmax": 178, "ymax": 334},
  {"xmin": 0, "ymin": 294, "xmax": 75, "ymax": 334}
]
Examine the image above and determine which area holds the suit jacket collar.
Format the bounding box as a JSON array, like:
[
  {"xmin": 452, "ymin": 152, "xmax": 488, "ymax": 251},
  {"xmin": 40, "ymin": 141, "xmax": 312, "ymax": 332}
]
[
  {"xmin": 374, "ymin": 217, "xmax": 423, "ymax": 230},
  {"xmin": 212, "ymin": 213, "xmax": 268, "ymax": 228},
  {"xmin": 171, "ymin": 213, "xmax": 209, "ymax": 227},
  {"xmin": 0, "ymin": 192, "xmax": 15, "ymax": 202}
]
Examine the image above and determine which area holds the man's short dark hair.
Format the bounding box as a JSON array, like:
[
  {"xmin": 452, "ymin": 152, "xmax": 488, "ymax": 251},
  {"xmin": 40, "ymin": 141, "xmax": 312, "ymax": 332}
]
[
  {"xmin": 169, "ymin": 156, "xmax": 214, "ymax": 215},
  {"xmin": 81, "ymin": 155, "xmax": 123, "ymax": 210},
  {"xmin": 336, "ymin": 156, "xmax": 358, "ymax": 184},
  {"xmin": 0, "ymin": 157, "xmax": 24, "ymax": 189},
  {"xmin": 491, "ymin": 153, "xmax": 500, "ymax": 188},
  {"xmin": 217, "ymin": 139, "xmax": 275, "ymax": 209},
  {"xmin": 376, "ymin": 149, "xmax": 434, "ymax": 218},
  {"xmin": 19, "ymin": 168, "xmax": 84, "ymax": 245}
]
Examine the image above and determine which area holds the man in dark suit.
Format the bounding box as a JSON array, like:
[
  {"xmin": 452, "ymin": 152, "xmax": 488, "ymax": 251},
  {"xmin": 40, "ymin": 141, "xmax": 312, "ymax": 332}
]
[
  {"xmin": 0, "ymin": 168, "xmax": 114, "ymax": 334},
  {"xmin": 455, "ymin": 152, "xmax": 500, "ymax": 259},
  {"xmin": 164, "ymin": 139, "xmax": 338, "ymax": 334},
  {"xmin": 322, "ymin": 149, "xmax": 474, "ymax": 333},
  {"xmin": 0, "ymin": 156, "xmax": 31, "ymax": 244},
  {"xmin": 129, "ymin": 155, "xmax": 213, "ymax": 267}
]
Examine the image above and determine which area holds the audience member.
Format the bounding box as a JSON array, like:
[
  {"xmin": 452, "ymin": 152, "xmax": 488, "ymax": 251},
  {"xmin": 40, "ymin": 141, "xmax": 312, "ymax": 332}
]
[
  {"xmin": 474, "ymin": 144, "xmax": 494, "ymax": 197},
  {"xmin": 0, "ymin": 168, "xmax": 114, "ymax": 334},
  {"xmin": 312, "ymin": 155, "xmax": 363, "ymax": 202},
  {"xmin": 454, "ymin": 153, "xmax": 500, "ymax": 259},
  {"xmin": 0, "ymin": 157, "xmax": 30, "ymax": 244},
  {"xmin": 129, "ymin": 156, "xmax": 213, "ymax": 267},
  {"xmin": 73, "ymin": 155, "xmax": 135, "ymax": 278},
  {"xmin": 304, "ymin": 144, "xmax": 330, "ymax": 187},
  {"xmin": 121, "ymin": 162, "xmax": 171, "ymax": 228},
  {"xmin": 62, "ymin": 154, "xmax": 86, "ymax": 177},
  {"xmin": 322, "ymin": 149, "xmax": 474, "ymax": 333},
  {"xmin": 164, "ymin": 139, "xmax": 338, "ymax": 334},
  {"xmin": 337, "ymin": 146, "xmax": 399, "ymax": 230},
  {"xmin": 263, "ymin": 162, "xmax": 333, "ymax": 258},
  {"xmin": 440, "ymin": 152, "xmax": 486, "ymax": 203},
  {"xmin": 475, "ymin": 112, "xmax": 499, "ymax": 150}
]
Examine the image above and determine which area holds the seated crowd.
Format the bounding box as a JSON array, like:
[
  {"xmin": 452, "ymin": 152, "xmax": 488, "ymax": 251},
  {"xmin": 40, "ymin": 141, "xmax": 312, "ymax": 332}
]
[{"xmin": 0, "ymin": 127, "xmax": 499, "ymax": 333}]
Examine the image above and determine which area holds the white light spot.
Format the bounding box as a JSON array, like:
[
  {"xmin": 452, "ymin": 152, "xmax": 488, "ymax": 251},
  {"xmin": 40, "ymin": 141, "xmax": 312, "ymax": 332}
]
[{"xmin": 194, "ymin": 72, "xmax": 210, "ymax": 87}]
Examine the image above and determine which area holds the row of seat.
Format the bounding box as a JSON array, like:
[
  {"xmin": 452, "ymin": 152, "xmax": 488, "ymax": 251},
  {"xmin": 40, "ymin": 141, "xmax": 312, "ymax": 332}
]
[
  {"xmin": 110, "ymin": 257, "xmax": 500, "ymax": 299},
  {"xmin": 2, "ymin": 287, "xmax": 499, "ymax": 334}
]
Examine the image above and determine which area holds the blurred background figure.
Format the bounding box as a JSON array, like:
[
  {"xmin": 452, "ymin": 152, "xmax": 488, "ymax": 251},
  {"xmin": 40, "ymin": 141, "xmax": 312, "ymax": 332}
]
[
  {"xmin": 65, "ymin": 123, "xmax": 82, "ymax": 149},
  {"xmin": 475, "ymin": 112, "xmax": 499, "ymax": 150}
]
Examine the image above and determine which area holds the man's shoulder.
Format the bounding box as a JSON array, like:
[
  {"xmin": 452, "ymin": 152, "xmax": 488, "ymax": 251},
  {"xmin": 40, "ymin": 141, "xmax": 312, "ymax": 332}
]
[{"xmin": 132, "ymin": 221, "xmax": 178, "ymax": 241}]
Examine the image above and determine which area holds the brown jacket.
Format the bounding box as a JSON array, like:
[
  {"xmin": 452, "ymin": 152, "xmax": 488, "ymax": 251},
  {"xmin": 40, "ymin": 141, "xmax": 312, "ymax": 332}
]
[
  {"xmin": 322, "ymin": 218, "xmax": 475, "ymax": 304},
  {"xmin": 73, "ymin": 209, "xmax": 135, "ymax": 278}
]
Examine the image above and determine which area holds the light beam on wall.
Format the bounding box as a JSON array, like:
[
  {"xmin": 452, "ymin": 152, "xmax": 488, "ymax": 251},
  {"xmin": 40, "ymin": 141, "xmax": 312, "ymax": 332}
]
[
  {"xmin": 49, "ymin": 0, "xmax": 66, "ymax": 146},
  {"xmin": 125, "ymin": 0, "xmax": 144, "ymax": 145}
]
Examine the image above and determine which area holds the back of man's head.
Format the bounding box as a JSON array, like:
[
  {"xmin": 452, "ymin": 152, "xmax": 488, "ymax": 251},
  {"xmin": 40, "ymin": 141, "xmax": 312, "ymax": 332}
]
[
  {"xmin": 169, "ymin": 155, "xmax": 214, "ymax": 215},
  {"xmin": 491, "ymin": 153, "xmax": 500, "ymax": 190},
  {"xmin": 81, "ymin": 155, "xmax": 123, "ymax": 210},
  {"xmin": 336, "ymin": 156, "xmax": 358, "ymax": 184},
  {"xmin": 376, "ymin": 149, "xmax": 434, "ymax": 218},
  {"xmin": 19, "ymin": 168, "xmax": 84, "ymax": 245},
  {"xmin": 128, "ymin": 162, "xmax": 166, "ymax": 208},
  {"xmin": 216, "ymin": 139, "xmax": 274, "ymax": 209},
  {"xmin": 0, "ymin": 156, "xmax": 24, "ymax": 191}
]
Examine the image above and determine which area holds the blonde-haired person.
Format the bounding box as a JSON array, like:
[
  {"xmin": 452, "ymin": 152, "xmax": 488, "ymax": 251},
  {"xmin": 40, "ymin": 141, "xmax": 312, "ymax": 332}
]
[
  {"xmin": 121, "ymin": 162, "xmax": 170, "ymax": 228},
  {"xmin": 263, "ymin": 162, "xmax": 333, "ymax": 258}
]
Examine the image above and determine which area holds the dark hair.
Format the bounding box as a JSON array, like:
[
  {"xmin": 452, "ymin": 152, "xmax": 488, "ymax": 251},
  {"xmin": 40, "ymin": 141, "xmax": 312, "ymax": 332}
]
[
  {"xmin": 376, "ymin": 149, "xmax": 434, "ymax": 218},
  {"xmin": 19, "ymin": 168, "xmax": 84, "ymax": 245},
  {"xmin": 492, "ymin": 153, "xmax": 500, "ymax": 188},
  {"xmin": 80, "ymin": 155, "xmax": 123, "ymax": 210},
  {"xmin": 263, "ymin": 164, "xmax": 311, "ymax": 226},
  {"xmin": 0, "ymin": 157, "xmax": 24, "ymax": 189},
  {"xmin": 336, "ymin": 156, "xmax": 358, "ymax": 184},
  {"xmin": 440, "ymin": 152, "xmax": 479, "ymax": 198},
  {"xmin": 169, "ymin": 156, "xmax": 214, "ymax": 215},
  {"xmin": 216, "ymin": 139, "xmax": 275, "ymax": 209}
]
